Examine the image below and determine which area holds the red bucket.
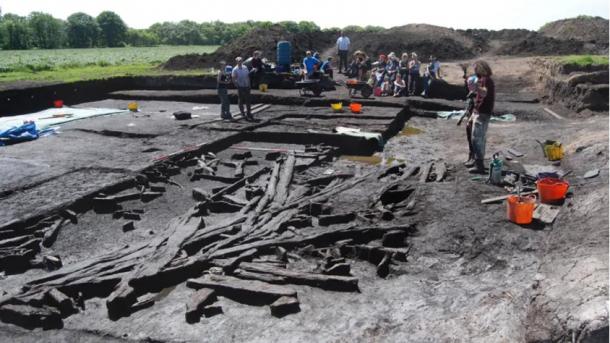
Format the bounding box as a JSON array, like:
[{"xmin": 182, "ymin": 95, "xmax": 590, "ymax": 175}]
[
  {"xmin": 537, "ymin": 177, "xmax": 569, "ymax": 204},
  {"xmin": 53, "ymin": 100, "xmax": 64, "ymax": 108},
  {"xmin": 349, "ymin": 103, "xmax": 362, "ymax": 113},
  {"xmin": 506, "ymin": 195, "xmax": 536, "ymax": 224}
]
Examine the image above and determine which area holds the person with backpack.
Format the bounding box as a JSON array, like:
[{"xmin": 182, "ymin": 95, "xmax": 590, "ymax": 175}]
[{"xmin": 467, "ymin": 60, "xmax": 496, "ymax": 174}]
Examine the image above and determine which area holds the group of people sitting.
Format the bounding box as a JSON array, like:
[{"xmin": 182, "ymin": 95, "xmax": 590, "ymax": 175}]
[
  {"xmin": 302, "ymin": 50, "xmax": 334, "ymax": 79},
  {"xmin": 348, "ymin": 52, "xmax": 441, "ymax": 97}
]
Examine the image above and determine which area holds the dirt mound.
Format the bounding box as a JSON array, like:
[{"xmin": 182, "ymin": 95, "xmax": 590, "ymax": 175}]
[
  {"xmin": 348, "ymin": 24, "xmax": 476, "ymax": 60},
  {"xmin": 496, "ymin": 34, "xmax": 585, "ymax": 56},
  {"xmin": 163, "ymin": 23, "xmax": 477, "ymax": 70},
  {"xmin": 539, "ymin": 16, "xmax": 609, "ymax": 45},
  {"xmin": 163, "ymin": 25, "xmax": 336, "ymax": 69},
  {"xmin": 162, "ymin": 20, "xmax": 606, "ymax": 70}
]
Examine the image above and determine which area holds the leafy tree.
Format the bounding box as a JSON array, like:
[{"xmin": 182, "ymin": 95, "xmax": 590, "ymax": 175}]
[
  {"xmin": 0, "ymin": 14, "xmax": 32, "ymax": 49},
  {"xmin": 66, "ymin": 12, "xmax": 99, "ymax": 48},
  {"xmin": 297, "ymin": 21, "xmax": 320, "ymax": 33},
  {"xmin": 125, "ymin": 28, "xmax": 159, "ymax": 46},
  {"xmin": 96, "ymin": 11, "xmax": 127, "ymax": 47},
  {"xmin": 364, "ymin": 25, "xmax": 384, "ymax": 32},
  {"xmin": 28, "ymin": 12, "xmax": 65, "ymax": 48},
  {"xmin": 279, "ymin": 21, "xmax": 299, "ymax": 33},
  {"xmin": 175, "ymin": 20, "xmax": 202, "ymax": 45},
  {"xmin": 342, "ymin": 25, "xmax": 365, "ymax": 32}
]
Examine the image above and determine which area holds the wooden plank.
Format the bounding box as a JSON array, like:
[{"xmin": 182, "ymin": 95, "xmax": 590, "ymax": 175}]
[
  {"xmin": 272, "ymin": 152, "xmax": 296, "ymax": 208},
  {"xmin": 239, "ymin": 262, "xmax": 359, "ymax": 292},
  {"xmin": 481, "ymin": 190, "xmax": 538, "ymax": 204},
  {"xmin": 533, "ymin": 204, "xmax": 560, "ymax": 224},
  {"xmin": 419, "ymin": 163, "xmax": 433, "ymax": 183},
  {"xmin": 185, "ymin": 288, "xmax": 217, "ymax": 323},
  {"xmin": 543, "ymin": 107, "xmax": 565, "ymax": 120},
  {"xmin": 270, "ymin": 296, "xmax": 300, "ymax": 317},
  {"xmin": 187, "ymin": 275, "xmax": 296, "ymax": 300},
  {"xmin": 435, "ymin": 162, "xmax": 447, "ymax": 182}
]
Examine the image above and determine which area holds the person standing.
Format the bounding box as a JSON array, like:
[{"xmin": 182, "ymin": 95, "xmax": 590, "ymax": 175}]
[
  {"xmin": 421, "ymin": 55, "xmax": 441, "ymax": 97},
  {"xmin": 336, "ymin": 31, "xmax": 351, "ymax": 74},
  {"xmin": 468, "ymin": 60, "xmax": 495, "ymax": 174},
  {"xmin": 250, "ymin": 50, "xmax": 264, "ymax": 89},
  {"xmin": 232, "ymin": 57, "xmax": 253, "ymax": 121},
  {"xmin": 217, "ymin": 61, "xmax": 233, "ymax": 120},
  {"xmin": 407, "ymin": 52, "xmax": 420, "ymax": 95}
]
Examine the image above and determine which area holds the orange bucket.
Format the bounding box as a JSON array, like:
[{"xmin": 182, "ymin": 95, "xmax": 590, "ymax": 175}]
[
  {"xmin": 53, "ymin": 100, "xmax": 63, "ymax": 108},
  {"xmin": 350, "ymin": 103, "xmax": 362, "ymax": 113},
  {"xmin": 507, "ymin": 195, "xmax": 536, "ymax": 224},
  {"xmin": 537, "ymin": 177, "xmax": 569, "ymax": 204}
]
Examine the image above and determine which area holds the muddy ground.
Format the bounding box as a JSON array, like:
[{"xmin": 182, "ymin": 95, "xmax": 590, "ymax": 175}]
[{"xmin": 0, "ymin": 63, "xmax": 608, "ymax": 342}]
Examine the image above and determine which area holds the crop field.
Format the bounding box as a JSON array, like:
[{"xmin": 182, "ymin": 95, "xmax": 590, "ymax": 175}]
[
  {"xmin": 0, "ymin": 45, "xmax": 218, "ymax": 72},
  {"xmin": 0, "ymin": 45, "xmax": 218, "ymax": 84}
]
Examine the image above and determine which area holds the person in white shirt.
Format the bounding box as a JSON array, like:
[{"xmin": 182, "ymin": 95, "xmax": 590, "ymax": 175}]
[
  {"xmin": 231, "ymin": 57, "xmax": 253, "ymax": 121},
  {"xmin": 336, "ymin": 31, "xmax": 351, "ymax": 74}
]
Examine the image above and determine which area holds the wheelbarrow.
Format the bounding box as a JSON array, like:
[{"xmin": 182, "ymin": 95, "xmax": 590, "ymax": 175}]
[
  {"xmin": 296, "ymin": 74, "xmax": 336, "ymax": 97},
  {"xmin": 344, "ymin": 79, "xmax": 373, "ymax": 99},
  {"xmin": 296, "ymin": 79, "xmax": 324, "ymax": 96}
]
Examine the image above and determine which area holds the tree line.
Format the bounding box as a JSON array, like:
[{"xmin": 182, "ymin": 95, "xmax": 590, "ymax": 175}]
[{"xmin": 0, "ymin": 10, "xmax": 384, "ymax": 50}]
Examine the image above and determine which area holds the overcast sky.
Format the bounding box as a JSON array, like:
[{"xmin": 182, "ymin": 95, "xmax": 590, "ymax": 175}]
[{"xmin": 1, "ymin": 0, "xmax": 608, "ymax": 30}]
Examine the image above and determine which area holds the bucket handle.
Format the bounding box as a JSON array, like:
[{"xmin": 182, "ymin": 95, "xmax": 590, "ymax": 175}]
[{"xmin": 535, "ymin": 139, "xmax": 547, "ymax": 157}]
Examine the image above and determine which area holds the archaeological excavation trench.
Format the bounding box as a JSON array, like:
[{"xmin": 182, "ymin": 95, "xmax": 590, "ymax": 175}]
[
  {"xmin": 0, "ymin": 94, "xmax": 430, "ymax": 327},
  {"xmin": 0, "ymin": 81, "xmax": 607, "ymax": 342}
]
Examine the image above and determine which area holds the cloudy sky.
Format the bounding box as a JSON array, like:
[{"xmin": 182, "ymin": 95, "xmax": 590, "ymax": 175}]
[{"xmin": 1, "ymin": 0, "xmax": 608, "ymax": 30}]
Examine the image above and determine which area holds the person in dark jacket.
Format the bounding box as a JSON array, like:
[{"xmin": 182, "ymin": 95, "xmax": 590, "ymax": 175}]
[
  {"xmin": 217, "ymin": 61, "xmax": 233, "ymax": 120},
  {"xmin": 250, "ymin": 50, "xmax": 264, "ymax": 88},
  {"xmin": 468, "ymin": 60, "xmax": 495, "ymax": 174}
]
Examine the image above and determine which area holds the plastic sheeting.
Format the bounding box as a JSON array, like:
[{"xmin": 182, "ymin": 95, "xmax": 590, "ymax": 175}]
[
  {"xmin": 0, "ymin": 107, "xmax": 128, "ymax": 133},
  {"xmin": 436, "ymin": 110, "xmax": 516, "ymax": 122},
  {"xmin": 0, "ymin": 107, "xmax": 128, "ymax": 146}
]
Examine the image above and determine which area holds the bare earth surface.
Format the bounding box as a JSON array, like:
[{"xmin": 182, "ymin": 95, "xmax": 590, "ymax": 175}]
[{"xmin": 0, "ymin": 55, "xmax": 607, "ymax": 342}]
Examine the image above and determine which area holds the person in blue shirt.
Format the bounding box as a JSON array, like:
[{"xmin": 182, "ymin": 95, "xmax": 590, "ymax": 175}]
[
  {"xmin": 320, "ymin": 57, "xmax": 334, "ymax": 79},
  {"xmin": 303, "ymin": 51, "xmax": 320, "ymax": 79}
]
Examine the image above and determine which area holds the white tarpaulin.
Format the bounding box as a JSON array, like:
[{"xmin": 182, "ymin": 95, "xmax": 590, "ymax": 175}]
[{"xmin": 0, "ymin": 107, "xmax": 128, "ymax": 132}]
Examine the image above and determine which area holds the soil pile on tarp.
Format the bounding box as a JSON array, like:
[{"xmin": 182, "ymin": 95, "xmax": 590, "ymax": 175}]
[
  {"xmin": 539, "ymin": 16, "xmax": 609, "ymax": 45},
  {"xmin": 162, "ymin": 25, "xmax": 337, "ymax": 69},
  {"xmin": 495, "ymin": 33, "xmax": 586, "ymax": 56}
]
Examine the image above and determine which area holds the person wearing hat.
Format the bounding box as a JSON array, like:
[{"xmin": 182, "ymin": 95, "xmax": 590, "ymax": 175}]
[
  {"xmin": 217, "ymin": 61, "xmax": 233, "ymax": 120},
  {"xmin": 231, "ymin": 56, "xmax": 253, "ymax": 121}
]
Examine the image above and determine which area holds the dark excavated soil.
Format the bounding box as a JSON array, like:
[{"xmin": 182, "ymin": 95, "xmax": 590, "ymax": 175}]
[{"xmin": 0, "ymin": 90, "xmax": 607, "ymax": 342}]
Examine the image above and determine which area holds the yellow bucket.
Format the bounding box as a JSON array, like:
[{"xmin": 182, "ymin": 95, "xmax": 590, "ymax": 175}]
[
  {"xmin": 127, "ymin": 102, "xmax": 138, "ymax": 112},
  {"xmin": 330, "ymin": 102, "xmax": 343, "ymax": 112},
  {"xmin": 259, "ymin": 83, "xmax": 268, "ymax": 92},
  {"xmin": 543, "ymin": 141, "xmax": 563, "ymax": 161}
]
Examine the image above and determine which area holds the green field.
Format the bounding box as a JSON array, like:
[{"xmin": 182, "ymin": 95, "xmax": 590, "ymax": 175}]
[
  {"xmin": 558, "ymin": 55, "xmax": 608, "ymax": 66},
  {"xmin": 0, "ymin": 45, "xmax": 218, "ymax": 83}
]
